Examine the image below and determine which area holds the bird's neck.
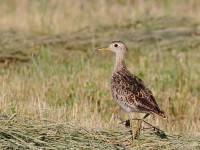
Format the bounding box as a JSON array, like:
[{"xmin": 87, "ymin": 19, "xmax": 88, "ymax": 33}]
[{"xmin": 114, "ymin": 53, "xmax": 126, "ymax": 71}]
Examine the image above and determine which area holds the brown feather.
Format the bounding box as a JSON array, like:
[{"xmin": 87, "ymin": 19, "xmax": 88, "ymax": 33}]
[{"xmin": 111, "ymin": 63, "xmax": 167, "ymax": 118}]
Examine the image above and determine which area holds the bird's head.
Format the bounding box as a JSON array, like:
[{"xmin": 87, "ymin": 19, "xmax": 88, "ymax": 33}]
[{"xmin": 95, "ymin": 41, "xmax": 127, "ymax": 55}]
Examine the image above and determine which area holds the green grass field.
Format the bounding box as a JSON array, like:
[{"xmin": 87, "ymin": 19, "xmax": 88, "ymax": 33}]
[{"xmin": 0, "ymin": 0, "xmax": 200, "ymax": 149}]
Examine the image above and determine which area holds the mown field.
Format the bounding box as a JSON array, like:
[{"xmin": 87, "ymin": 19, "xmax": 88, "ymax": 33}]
[{"xmin": 0, "ymin": 0, "xmax": 200, "ymax": 149}]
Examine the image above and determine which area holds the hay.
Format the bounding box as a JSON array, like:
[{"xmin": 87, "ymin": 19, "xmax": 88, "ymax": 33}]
[{"xmin": 0, "ymin": 113, "xmax": 199, "ymax": 149}]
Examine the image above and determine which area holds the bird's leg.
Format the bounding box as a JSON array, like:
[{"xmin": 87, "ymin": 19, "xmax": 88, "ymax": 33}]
[
  {"xmin": 128, "ymin": 114, "xmax": 135, "ymax": 141},
  {"xmin": 135, "ymin": 113, "xmax": 150, "ymax": 139}
]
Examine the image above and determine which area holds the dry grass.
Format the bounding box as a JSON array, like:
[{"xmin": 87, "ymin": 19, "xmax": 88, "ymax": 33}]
[
  {"xmin": 0, "ymin": 113, "xmax": 199, "ymax": 149},
  {"xmin": 0, "ymin": 0, "xmax": 200, "ymax": 149},
  {"xmin": 0, "ymin": 0, "xmax": 200, "ymax": 33}
]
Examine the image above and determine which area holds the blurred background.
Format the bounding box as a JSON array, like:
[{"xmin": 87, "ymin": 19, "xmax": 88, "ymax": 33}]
[{"xmin": 0, "ymin": 0, "xmax": 200, "ymax": 134}]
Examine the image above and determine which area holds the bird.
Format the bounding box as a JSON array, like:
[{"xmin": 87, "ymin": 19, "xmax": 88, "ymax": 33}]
[{"xmin": 95, "ymin": 41, "xmax": 167, "ymax": 139}]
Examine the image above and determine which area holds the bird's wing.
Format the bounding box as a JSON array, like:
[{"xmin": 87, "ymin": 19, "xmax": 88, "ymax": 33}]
[{"xmin": 112, "ymin": 69, "xmax": 161, "ymax": 113}]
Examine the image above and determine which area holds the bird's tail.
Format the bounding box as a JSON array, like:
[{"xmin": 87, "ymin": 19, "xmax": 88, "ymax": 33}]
[{"xmin": 157, "ymin": 110, "xmax": 168, "ymax": 119}]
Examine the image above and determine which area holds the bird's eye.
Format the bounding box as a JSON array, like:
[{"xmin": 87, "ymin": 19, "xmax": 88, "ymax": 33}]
[{"xmin": 114, "ymin": 44, "xmax": 118, "ymax": 47}]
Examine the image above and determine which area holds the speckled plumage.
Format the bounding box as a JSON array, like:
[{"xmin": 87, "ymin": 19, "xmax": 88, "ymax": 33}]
[
  {"xmin": 111, "ymin": 62, "xmax": 166, "ymax": 118},
  {"xmin": 96, "ymin": 41, "xmax": 167, "ymax": 119}
]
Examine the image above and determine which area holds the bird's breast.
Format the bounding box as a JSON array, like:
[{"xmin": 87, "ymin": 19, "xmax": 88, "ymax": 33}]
[{"xmin": 110, "ymin": 77, "xmax": 131, "ymax": 113}]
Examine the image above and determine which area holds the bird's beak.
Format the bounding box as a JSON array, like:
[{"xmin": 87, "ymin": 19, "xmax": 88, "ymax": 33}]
[{"xmin": 95, "ymin": 46, "xmax": 111, "ymax": 51}]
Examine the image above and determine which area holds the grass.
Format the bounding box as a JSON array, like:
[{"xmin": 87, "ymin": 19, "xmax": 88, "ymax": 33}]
[
  {"xmin": 0, "ymin": 0, "xmax": 200, "ymax": 149},
  {"xmin": 0, "ymin": 114, "xmax": 199, "ymax": 149}
]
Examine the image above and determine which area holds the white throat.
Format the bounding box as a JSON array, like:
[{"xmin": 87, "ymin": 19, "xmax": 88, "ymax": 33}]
[{"xmin": 114, "ymin": 52, "xmax": 126, "ymax": 71}]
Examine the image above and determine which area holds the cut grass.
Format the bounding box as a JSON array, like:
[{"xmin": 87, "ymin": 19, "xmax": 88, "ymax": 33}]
[
  {"xmin": 0, "ymin": 113, "xmax": 199, "ymax": 149},
  {"xmin": 0, "ymin": 1, "xmax": 200, "ymax": 149}
]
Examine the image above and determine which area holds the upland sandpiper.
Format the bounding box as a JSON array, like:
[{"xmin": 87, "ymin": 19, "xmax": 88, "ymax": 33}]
[{"xmin": 96, "ymin": 41, "xmax": 167, "ymax": 139}]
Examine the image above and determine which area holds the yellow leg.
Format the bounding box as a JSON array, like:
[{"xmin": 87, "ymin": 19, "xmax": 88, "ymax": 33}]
[
  {"xmin": 129, "ymin": 115, "xmax": 140, "ymax": 147},
  {"xmin": 135, "ymin": 120, "xmax": 142, "ymax": 139},
  {"xmin": 135, "ymin": 113, "xmax": 150, "ymax": 139},
  {"xmin": 130, "ymin": 120, "xmax": 135, "ymax": 140},
  {"xmin": 128, "ymin": 114, "xmax": 135, "ymax": 141}
]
